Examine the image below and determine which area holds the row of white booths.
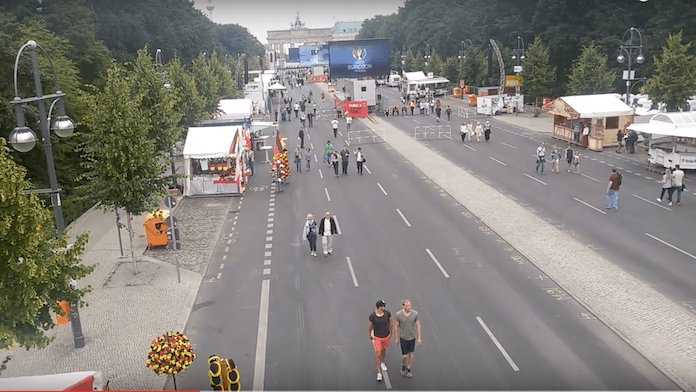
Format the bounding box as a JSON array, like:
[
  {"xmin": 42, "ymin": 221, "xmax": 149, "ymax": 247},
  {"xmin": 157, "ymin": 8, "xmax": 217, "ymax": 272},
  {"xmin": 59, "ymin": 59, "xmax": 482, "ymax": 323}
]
[
  {"xmin": 182, "ymin": 98, "xmax": 276, "ymax": 196},
  {"xmin": 628, "ymin": 111, "xmax": 696, "ymax": 169}
]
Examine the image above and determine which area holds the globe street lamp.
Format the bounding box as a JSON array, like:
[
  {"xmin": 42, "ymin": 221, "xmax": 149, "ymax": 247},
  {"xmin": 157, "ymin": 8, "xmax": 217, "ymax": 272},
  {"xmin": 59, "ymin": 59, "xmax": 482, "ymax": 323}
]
[
  {"xmin": 424, "ymin": 43, "xmax": 432, "ymax": 67},
  {"xmin": 617, "ymin": 27, "xmax": 645, "ymax": 105},
  {"xmin": 511, "ymin": 35, "xmax": 525, "ymax": 67},
  {"xmin": 8, "ymin": 40, "xmax": 85, "ymax": 349},
  {"xmin": 457, "ymin": 39, "xmax": 473, "ymax": 60}
]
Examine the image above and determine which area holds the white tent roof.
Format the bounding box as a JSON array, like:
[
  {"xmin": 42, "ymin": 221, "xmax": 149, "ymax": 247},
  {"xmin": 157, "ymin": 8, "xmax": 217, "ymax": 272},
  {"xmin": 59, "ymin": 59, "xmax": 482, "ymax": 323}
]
[
  {"xmin": 218, "ymin": 99, "xmax": 253, "ymax": 119},
  {"xmin": 562, "ymin": 94, "xmax": 634, "ymax": 118},
  {"xmin": 183, "ymin": 126, "xmax": 239, "ymax": 159},
  {"xmin": 403, "ymin": 71, "xmax": 427, "ymax": 81},
  {"xmin": 628, "ymin": 111, "xmax": 696, "ymax": 138},
  {"xmin": 268, "ymin": 82, "xmax": 287, "ymax": 90}
]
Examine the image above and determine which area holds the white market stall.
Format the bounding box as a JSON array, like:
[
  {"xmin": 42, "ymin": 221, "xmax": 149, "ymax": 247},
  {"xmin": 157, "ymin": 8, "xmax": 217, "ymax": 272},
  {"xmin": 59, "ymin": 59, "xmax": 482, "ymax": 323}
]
[
  {"xmin": 628, "ymin": 111, "xmax": 696, "ymax": 169},
  {"xmin": 183, "ymin": 126, "xmax": 248, "ymax": 196},
  {"xmin": 201, "ymin": 99, "xmax": 254, "ymax": 126}
]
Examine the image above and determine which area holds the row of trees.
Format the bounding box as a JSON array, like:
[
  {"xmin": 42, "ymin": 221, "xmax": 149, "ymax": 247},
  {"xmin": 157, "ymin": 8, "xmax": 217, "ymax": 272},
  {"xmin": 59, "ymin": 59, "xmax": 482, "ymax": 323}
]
[
  {"xmin": 0, "ymin": 0, "xmax": 254, "ymax": 351},
  {"xmin": 359, "ymin": 0, "xmax": 696, "ymax": 106}
]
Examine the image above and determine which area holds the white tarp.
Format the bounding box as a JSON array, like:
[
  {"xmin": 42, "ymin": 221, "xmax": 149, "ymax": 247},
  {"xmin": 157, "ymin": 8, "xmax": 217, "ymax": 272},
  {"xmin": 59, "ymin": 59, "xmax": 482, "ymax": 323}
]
[
  {"xmin": 0, "ymin": 371, "xmax": 106, "ymax": 390},
  {"xmin": 268, "ymin": 82, "xmax": 286, "ymax": 90},
  {"xmin": 218, "ymin": 99, "xmax": 253, "ymax": 120},
  {"xmin": 183, "ymin": 126, "xmax": 239, "ymax": 159},
  {"xmin": 628, "ymin": 112, "xmax": 696, "ymax": 138},
  {"xmin": 403, "ymin": 71, "xmax": 427, "ymax": 81},
  {"xmin": 561, "ymin": 94, "xmax": 634, "ymax": 118}
]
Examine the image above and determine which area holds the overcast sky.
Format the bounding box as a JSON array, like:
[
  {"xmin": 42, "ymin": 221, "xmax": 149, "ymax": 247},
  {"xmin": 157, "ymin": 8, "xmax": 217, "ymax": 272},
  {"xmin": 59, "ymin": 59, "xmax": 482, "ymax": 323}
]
[{"xmin": 191, "ymin": 0, "xmax": 405, "ymax": 45}]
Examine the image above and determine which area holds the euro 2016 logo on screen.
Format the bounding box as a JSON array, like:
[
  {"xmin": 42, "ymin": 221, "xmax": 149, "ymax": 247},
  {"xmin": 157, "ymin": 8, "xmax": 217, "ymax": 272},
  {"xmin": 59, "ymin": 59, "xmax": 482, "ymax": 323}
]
[{"xmin": 352, "ymin": 48, "xmax": 366, "ymax": 60}]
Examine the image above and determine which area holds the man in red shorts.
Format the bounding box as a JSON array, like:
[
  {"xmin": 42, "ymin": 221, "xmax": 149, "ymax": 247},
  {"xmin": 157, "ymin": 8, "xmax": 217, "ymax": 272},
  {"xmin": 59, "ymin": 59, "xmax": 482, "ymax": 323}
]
[{"xmin": 368, "ymin": 299, "xmax": 393, "ymax": 382}]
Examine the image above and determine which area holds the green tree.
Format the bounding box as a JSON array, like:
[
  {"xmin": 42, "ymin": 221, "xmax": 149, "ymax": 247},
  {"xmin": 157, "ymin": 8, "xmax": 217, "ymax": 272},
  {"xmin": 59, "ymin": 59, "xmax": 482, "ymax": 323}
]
[
  {"xmin": 425, "ymin": 52, "xmax": 444, "ymax": 75},
  {"xmin": 79, "ymin": 64, "xmax": 170, "ymax": 273},
  {"xmin": 642, "ymin": 31, "xmax": 696, "ymax": 112},
  {"xmin": 441, "ymin": 57, "xmax": 460, "ymax": 87},
  {"xmin": 522, "ymin": 36, "xmax": 556, "ymax": 106},
  {"xmin": 131, "ymin": 46, "xmax": 182, "ymax": 154},
  {"xmin": 217, "ymin": 24, "xmax": 264, "ymax": 57},
  {"xmin": 458, "ymin": 47, "xmax": 487, "ymax": 87},
  {"xmin": 567, "ymin": 42, "xmax": 615, "ymax": 95},
  {"xmin": 207, "ymin": 52, "xmax": 239, "ymax": 99},
  {"xmin": 166, "ymin": 56, "xmax": 206, "ymax": 130},
  {"xmin": 0, "ymin": 137, "xmax": 93, "ymax": 350}
]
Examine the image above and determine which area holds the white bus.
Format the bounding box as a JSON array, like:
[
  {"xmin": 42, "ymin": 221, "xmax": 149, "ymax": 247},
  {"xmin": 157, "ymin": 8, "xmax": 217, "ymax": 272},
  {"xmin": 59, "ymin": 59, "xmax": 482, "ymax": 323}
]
[{"xmin": 401, "ymin": 71, "xmax": 450, "ymax": 97}]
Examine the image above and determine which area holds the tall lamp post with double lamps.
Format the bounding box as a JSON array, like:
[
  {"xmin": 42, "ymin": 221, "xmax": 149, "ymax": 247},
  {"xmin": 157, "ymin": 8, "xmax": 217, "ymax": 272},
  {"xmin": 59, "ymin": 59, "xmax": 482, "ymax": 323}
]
[
  {"xmin": 511, "ymin": 36, "xmax": 525, "ymax": 95},
  {"xmin": 8, "ymin": 40, "xmax": 85, "ymax": 348},
  {"xmin": 617, "ymin": 27, "xmax": 645, "ymax": 105}
]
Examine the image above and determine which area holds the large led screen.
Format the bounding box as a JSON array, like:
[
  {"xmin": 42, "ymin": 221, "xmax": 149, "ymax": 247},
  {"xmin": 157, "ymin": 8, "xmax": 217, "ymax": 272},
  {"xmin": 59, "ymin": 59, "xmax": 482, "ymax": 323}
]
[
  {"xmin": 288, "ymin": 48, "xmax": 300, "ymax": 62},
  {"xmin": 299, "ymin": 45, "xmax": 329, "ymax": 67},
  {"xmin": 328, "ymin": 38, "xmax": 390, "ymax": 79}
]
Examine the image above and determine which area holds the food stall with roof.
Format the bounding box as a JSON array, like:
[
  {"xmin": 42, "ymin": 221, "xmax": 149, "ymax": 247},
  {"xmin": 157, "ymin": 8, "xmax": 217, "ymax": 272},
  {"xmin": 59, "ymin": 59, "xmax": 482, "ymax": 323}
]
[
  {"xmin": 182, "ymin": 125, "xmax": 247, "ymax": 196},
  {"xmin": 544, "ymin": 94, "xmax": 634, "ymax": 152},
  {"xmin": 628, "ymin": 111, "xmax": 696, "ymax": 169}
]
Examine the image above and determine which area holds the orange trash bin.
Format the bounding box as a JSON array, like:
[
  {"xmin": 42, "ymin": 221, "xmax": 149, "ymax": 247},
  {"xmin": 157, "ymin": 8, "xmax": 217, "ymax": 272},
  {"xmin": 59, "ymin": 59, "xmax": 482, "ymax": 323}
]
[
  {"xmin": 143, "ymin": 209, "xmax": 170, "ymax": 247},
  {"xmin": 452, "ymin": 87, "xmax": 461, "ymax": 98}
]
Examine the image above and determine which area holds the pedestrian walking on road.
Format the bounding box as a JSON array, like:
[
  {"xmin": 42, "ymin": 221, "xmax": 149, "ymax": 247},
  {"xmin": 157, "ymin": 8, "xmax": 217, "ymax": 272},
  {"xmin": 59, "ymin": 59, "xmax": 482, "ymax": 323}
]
[
  {"xmin": 307, "ymin": 112, "xmax": 313, "ymax": 127},
  {"xmin": 354, "ymin": 147, "xmax": 365, "ymax": 175},
  {"xmin": 340, "ymin": 145, "xmax": 350, "ymax": 175},
  {"xmin": 484, "ymin": 120, "xmax": 491, "ymax": 142},
  {"xmin": 606, "ymin": 168, "xmax": 622, "ymax": 211},
  {"xmin": 459, "ymin": 123, "xmax": 468, "ymax": 142},
  {"xmin": 294, "ymin": 102, "xmax": 300, "ymax": 117},
  {"xmin": 331, "ymin": 118, "xmax": 339, "ymax": 138},
  {"xmin": 319, "ymin": 211, "xmax": 338, "ymax": 257},
  {"xmin": 409, "ymin": 100, "xmax": 415, "ymax": 115},
  {"xmin": 429, "ymin": 98, "xmax": 435, "ymax": 115},
  {"xmin": 657, "ymin": 168, "xmax": 673, "ymax": 204},
  {"xmin": 616, "ymin": 129, "xmax": 625, "ymax": 153},
  {"xmin": 305, "ymin": 147, "xmax": 312, "ymax": 171},
  {"xmin": 298, "ymin": 128, "xmax": 305, "ymax": 149},
  {"xmin": 313, "ymin": 102, "xmax": 317, "ymax": 116},
  {"xmin": 671, "ymin": 165, "xmax": 685, "ymax": 206},
  {"xmin": 325, "ymin": 141, "xmax": 334, "ymax": 165},
  {"xmin": 346, "ymin": 115, "xmax": 352, "ymax": 131},
  {"xmin": 565, "ymin": 144, "xmax": 574, "ymax": 172},
  {"xmin": 445, "ymin": 105, "xmax": 452, "ymax": 121},
  {"xmin": 474, "ymin": 121, "xmax": 483, "ymax": 142},
  {"xmin": 550, "ymin": 145, "xmax": 559, "ymax": 173},
  {"xmin": 402, "ymin": 104, "xmax": 408, "ymax": 116},
  {"xmin": 302, "ymin": 214, "xmax": 318, "ymax": 257},
  {"xmin": 331, "ymin": 150, "xmax": 340, "ymax": 177},
  {"xmin": 369, "ymin": 299, "xmax": 393, "ymax": 382},
  {"xmin": 393, "ymin": 299, "xmax": 421, "ymax": 378},
  {"xmin": 300, "ymin": 111, "xmax": 306, "ymax": 127},
  {"xmin": 535, "ymin": 142, "xmax": 546, "ymax": 174},
  {"xmin": 572, "ymin": 152, "xmax": 581, "ymax": 174},
  {"xmin": 294, "ymin": 146, "xmax": 302, "ymax": 172},
  {"xmin": 435, "ymin": 106, "xmax": 442, "ymax": 122},
  {"xmin": 466, "ymin": 121, "xmax": 473, "ymax": 142}
]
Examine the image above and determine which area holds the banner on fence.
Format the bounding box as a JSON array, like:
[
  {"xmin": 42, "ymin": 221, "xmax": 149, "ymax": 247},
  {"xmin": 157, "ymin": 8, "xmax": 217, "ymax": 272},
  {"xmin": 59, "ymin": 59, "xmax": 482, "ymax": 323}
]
[
  {"xmin": 308, "ymin": 75, "xmax": 328, "ymax": 83},
  {"xmin": 342, "ymin": 101, "xmax": 368, "ymax": 117}
]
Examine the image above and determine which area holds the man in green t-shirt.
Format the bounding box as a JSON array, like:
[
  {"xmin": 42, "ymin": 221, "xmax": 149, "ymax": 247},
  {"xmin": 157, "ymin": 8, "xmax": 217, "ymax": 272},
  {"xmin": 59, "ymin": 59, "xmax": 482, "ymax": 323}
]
[{"xmin": 393, "ymin": 299, "xmax": 421, "ymax": 378}]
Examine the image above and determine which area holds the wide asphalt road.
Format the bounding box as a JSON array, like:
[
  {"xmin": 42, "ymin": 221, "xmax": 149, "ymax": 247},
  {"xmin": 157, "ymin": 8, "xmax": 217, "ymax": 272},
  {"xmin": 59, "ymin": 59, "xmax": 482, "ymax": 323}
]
[{"xmin": 174, "ymin": 80, "xmax": 678, "ymax": 391}]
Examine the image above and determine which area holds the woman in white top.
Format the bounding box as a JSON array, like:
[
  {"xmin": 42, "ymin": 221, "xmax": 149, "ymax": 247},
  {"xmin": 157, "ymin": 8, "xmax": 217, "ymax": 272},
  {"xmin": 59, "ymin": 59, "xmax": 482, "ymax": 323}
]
[
  {"xmin": 302, "ymin": 214, "xmax": 318, "ymax": 257},
  {"xmin": 657, "ymin": 168, "xmax": 672, "ymax": 203},
  {"xmin": 474, "ymin": 121, "xmax": 484, "ymax": 143},
  {"xmin": 460, "ymin": 123, "xmax": 468, "ymax": 142}
]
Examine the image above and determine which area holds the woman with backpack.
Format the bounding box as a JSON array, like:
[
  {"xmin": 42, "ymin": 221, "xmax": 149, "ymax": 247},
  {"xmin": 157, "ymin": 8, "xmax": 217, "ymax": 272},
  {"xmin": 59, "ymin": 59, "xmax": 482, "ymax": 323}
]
[
  {"xmin": 657, "ymin": 168, "xmax": 674, "ymax": 204},
  {"xmin": 302, "ymin": 213, "xmax": 318, "ymax": 257}
]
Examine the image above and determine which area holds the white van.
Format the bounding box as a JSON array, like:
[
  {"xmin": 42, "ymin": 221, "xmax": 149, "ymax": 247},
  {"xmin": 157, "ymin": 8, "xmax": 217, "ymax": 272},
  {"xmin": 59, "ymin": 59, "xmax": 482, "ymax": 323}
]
[{"xmin": 387, "ymin": 74, "xmax": 401, "ymax": 87}]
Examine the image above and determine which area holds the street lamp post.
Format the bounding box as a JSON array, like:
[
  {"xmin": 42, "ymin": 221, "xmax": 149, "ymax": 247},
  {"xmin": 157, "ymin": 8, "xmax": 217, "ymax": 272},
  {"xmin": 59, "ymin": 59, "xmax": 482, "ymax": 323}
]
[
  {"xmin": 617, "ymin": 27, "xmax": 645, "ymax": 106},
  {"xmin": 511, "ymin": 36, "xmax": 525, "ymax": 95},
  {"xmin": 8, "ymin": 40, "xmax": 85, "ymax": 349},
  {"xmin": 424, "ymin": 43, "xmax": 431, "ymax": 67},
  {"xmin": 155, "ymin": 49, "xmax": 177, "ymax": 191}
]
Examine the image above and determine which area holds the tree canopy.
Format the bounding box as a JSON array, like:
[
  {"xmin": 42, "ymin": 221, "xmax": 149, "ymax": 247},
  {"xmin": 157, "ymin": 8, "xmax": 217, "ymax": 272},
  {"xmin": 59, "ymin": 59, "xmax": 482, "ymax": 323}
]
[{"xmin": 642, "ymin": 31, "xmax": 696, "ymax": 111}]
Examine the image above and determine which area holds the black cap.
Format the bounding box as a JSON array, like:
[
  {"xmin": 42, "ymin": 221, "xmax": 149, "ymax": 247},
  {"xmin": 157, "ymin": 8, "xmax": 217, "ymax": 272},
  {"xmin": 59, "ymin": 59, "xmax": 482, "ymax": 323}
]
[{"xmin": 376, "ymin": 300, "xmax": 386, "ymax": 308}]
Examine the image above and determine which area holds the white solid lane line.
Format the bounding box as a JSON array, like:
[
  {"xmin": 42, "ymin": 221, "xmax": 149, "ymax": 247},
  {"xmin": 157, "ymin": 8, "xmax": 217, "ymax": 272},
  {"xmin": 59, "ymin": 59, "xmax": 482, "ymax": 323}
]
[
  {"xmin": 377, "ymin": 183, "xmax": 388, "ymax": 196},
  {"xmin": 488, "ymin": 156, "xmax": 507, "ymax": 166},
  {"xmin": 580, "ymin": 173, "xmax": 602, "ymax": 183},
  {"xmin": 573, "ymin": 197, "xmax": 607, "ymax": 215},
  {"xmin": 333, "ymin": 215, "xmax": 342, "ymax": 235},
  {"xmin": 319, "ymin": 169, "xmax": 323, "ymax": 179},
  {"xmin": 426, "ymin": 249, "xmax": 450, "ymax": 278},
  {"xmin": 632, "ymin": 194, "xmax": 671, "ymax": 211},
  {"xmin": 252, "ymin": 279, "xmax": 271, "ymax": 390},
  {"xmin": 476, "ymin": 316, "xmax": 520, "ymax": 372},
  {"xmin": 501, "ymin": 142, "xmax": 518, "ymax": 149},
  {"xmin": 462, "ymin": 144, "xmax": 476, "ymax": 151},
  {"xmin": 645, "ymin": 233, "xmax": 696, "ymax": 260},
  {"xmin": 523, "ymin": 173, "xmax": 547, "ymax": 185},
  {"xmin": 396, "ymin": 208, "xmax": 411, "ymax": 227},
  {"xmin": 325, "ymin": 188, "xmax": 331, "ymax": 202},
  {"xmin": 346, "ymin": 257, "xmax": 359, "ymax": 287}
]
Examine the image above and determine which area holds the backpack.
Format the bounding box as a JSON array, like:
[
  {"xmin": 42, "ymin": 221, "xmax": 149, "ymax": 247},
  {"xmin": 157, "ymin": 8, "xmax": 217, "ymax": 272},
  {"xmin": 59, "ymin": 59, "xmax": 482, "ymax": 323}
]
[{"xmin": 616, "ymin": 172, "xmax": 623, "ymax": 186}]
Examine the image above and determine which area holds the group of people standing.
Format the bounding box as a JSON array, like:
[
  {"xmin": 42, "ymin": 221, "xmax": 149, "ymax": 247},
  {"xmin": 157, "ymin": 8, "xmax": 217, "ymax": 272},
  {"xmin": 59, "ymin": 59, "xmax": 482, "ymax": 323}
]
[
  {"xmin": 459, "ymin": 120, "xmax": 491, "ymax": 142},
  {"xmin": 657, "ymin": 165, "xmax": 685, "ymax": 206},
  {"xmin": 323, "ymin": 141, "xmax": 366, "ymax": 177}
]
